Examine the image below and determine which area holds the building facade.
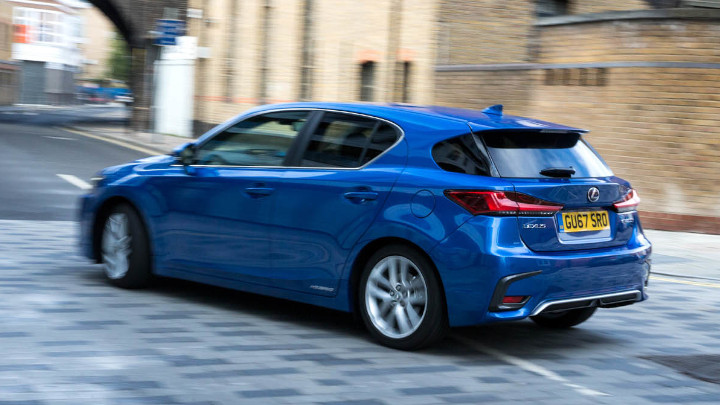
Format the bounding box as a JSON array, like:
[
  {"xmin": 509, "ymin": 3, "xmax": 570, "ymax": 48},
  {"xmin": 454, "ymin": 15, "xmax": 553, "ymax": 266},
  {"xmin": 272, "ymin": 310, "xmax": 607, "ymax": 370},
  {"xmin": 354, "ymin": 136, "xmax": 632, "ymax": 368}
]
[
  {"xmin": 174, "ymin": 0, "xmax": 718, "ymax": 233},
  {"xmin": 434, "ymin": 0, "xmax": 720, "ymax": 233},
  {"xmin": 186, "ymin": 0, "xmax": 437, "ymax": 135},
  {"xmin": 9, "ymin": 0, "xmax": 84, "ymax": 104},
  {"xmin": 77, "ymin": 4, "xmax": 116, "ymax": 80},
  {"xmin": 0, "ymin": 0, "xmax": 18, "ymax": 105}
]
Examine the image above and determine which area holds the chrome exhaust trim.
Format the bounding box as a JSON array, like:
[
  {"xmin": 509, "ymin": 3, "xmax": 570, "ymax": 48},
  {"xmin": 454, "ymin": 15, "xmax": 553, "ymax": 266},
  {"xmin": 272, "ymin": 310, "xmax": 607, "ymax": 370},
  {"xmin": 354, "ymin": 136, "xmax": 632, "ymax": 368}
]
[{"xmin": 530, "ymin": 290, "xmax": 642, "ymax": 317}]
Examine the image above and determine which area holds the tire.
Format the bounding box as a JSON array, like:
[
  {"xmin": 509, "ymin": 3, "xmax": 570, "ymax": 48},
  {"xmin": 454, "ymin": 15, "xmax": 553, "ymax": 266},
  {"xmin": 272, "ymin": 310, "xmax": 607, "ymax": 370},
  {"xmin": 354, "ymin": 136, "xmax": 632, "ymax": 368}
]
[
  {"xmin": 100, "ymin": 203, "xmax": 153, "ymax": 288},
  {"xmin": 358, "ymin": 245, "xmax": 448, "ymax": 350},
  {"xmin": 530, "ymin": 307, "xmax": 597, "ymax": 329}
]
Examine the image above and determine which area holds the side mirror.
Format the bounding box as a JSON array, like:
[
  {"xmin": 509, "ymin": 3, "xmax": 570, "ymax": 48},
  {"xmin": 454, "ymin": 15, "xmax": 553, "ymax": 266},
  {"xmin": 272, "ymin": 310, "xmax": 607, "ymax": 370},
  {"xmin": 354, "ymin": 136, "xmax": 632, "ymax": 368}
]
[{"xmin": 174, "ymin": 143, "xmax": 196, "ymax": 166}]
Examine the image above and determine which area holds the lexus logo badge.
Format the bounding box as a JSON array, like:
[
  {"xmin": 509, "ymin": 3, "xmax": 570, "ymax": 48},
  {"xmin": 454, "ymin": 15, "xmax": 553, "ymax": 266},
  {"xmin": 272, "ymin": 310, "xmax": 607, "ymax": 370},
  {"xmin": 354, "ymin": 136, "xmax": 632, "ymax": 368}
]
[{"xmin": 587, "ymin": 187, "xmax": 600, "ymax": 202}]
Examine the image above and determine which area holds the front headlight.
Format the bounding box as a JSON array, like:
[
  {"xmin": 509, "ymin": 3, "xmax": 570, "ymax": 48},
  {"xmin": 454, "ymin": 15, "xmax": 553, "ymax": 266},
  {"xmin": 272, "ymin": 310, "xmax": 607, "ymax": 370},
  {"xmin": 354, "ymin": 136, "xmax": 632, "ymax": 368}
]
[{"xmin": 90, "ymin": 174, "xmax": 106, "ymax": 188}]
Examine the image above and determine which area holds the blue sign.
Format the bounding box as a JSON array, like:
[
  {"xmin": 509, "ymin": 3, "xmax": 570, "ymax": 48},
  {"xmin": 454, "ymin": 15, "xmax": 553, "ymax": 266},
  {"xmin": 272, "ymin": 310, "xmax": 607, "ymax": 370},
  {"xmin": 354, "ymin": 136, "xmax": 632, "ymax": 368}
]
[{"xmin": 155, "ymin": 19, "xmax": 186, "ymax": 46}]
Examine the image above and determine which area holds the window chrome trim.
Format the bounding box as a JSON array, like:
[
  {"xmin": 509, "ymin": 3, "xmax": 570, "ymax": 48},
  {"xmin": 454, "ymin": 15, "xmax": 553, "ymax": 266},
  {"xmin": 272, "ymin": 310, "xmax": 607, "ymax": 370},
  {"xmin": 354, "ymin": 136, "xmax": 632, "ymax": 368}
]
[
  {"xmin": 530, "ymin": 290, "xmax": 642, "ymax": 317},
  {"xmin": 173, "ymin": 108, "xmax": 406, "ymax": 171}
]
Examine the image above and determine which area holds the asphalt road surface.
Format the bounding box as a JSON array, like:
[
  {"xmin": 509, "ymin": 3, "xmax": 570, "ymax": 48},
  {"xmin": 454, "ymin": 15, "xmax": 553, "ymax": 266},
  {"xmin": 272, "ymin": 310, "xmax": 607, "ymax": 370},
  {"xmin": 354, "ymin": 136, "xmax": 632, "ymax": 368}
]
[
  {"xmin": 0, "ymin": 122, "xmax": 147, "ymax": 220},
  {"xmin": 1, "ymin": 110, "xmax": 719, "ymax": 404}
]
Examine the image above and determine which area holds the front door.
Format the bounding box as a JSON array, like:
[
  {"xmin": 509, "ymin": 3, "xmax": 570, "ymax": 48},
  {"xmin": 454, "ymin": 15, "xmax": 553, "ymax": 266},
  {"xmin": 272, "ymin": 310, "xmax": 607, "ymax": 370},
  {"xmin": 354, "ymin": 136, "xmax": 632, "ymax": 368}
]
[{"xmin": 158, "ymin": 110, "xmax": 312, "ymax": 283}]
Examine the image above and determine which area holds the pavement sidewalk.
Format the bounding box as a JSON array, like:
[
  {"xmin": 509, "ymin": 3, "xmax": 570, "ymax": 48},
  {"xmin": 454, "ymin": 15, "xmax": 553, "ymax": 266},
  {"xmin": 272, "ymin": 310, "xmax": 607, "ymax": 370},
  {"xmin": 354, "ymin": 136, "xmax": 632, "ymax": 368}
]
[
  {"xmin": 64, "ymin": 124, "xmax": 720, "ymax": 282},
  {"xmin": 644, "ymin": 229, "xmax": 720, "ymax": 281},
  {"xmin": 65, "ymin": 123, "xmax": 189, "ymax": 155}
]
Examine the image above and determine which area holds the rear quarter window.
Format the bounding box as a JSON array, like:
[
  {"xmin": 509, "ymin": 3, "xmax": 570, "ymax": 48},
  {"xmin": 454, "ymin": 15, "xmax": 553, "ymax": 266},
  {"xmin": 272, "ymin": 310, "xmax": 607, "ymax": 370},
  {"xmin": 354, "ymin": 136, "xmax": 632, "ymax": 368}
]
[{"xmin": 431, "ymin": 134, "xmax": 492, "ymax": 176}]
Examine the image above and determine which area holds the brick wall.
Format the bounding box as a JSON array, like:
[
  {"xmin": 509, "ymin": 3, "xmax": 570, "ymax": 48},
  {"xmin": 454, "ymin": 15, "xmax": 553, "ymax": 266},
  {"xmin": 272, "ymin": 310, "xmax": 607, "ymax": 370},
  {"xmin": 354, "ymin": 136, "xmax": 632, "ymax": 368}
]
[
  {"xmin": 570, "ymin": 0, "xmax": 650, "ymax": 14},
  {"xmin": 190, "ymin": 0, "xmax": 438, "ymax": 131},
  {"xmin": 437, "ymin": 0, "xmax": 534, "ymax": 65},
  {"xmin": 435, "ymin": 10, "xmax": 720, "ymax": 233},
  {"xmin": 538, "ymin": 19, "xmax": 720, "ymax": 64},
  {"xmin": 529, "ymin": 66, "xmax": 720, "ymax": 230},
  {"xmin": 532, "ymin": 17, "xmax": 720, "ymax": 232},
  {"xmin": 435, "ymin": 69, "xmax": 537, "ymax": 115},
  {"xmin": 0, "ymin": 0, "xmax": 11, "ymax": 62}
]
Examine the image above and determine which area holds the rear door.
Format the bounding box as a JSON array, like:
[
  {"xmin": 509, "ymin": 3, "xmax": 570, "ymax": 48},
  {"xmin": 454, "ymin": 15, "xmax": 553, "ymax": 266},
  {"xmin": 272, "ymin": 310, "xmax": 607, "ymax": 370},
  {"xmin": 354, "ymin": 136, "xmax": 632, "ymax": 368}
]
[
  {"xmin": 476, "ymin": 130, "xmax": 635, "ymax": 252},
  {"xmin": 268, "ymin": 111, "xmax": 404, "ymax": 295}
]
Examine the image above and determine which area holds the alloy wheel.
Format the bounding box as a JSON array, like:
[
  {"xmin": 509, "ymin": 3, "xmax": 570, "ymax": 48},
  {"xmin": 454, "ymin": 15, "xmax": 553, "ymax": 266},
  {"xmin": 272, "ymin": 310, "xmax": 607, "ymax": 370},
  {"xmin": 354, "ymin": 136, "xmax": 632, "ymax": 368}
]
[
  {"xmin": 365, "ymin": 255, "xmax": 428, "ymax": 339},
  {"xmin": 101, "ymin": 212, "xmax": 132, "ymax": 280}
]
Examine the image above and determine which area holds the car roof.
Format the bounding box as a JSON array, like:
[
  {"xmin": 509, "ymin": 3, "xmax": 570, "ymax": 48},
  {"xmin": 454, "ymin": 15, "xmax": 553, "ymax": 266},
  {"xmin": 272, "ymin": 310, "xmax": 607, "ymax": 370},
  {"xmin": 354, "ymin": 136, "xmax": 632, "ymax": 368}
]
[{"xmin": 255, "ymin": 102, "xmax": 586, "ymax": 133}]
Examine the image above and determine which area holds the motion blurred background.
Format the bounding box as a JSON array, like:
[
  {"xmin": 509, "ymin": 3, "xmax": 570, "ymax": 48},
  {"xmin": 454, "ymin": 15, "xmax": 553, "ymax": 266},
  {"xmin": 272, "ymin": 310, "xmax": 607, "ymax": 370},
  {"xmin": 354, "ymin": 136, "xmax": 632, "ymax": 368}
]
[{"xmin": 1, "ymin": 0, "xmax": 718, "ymax": 234}]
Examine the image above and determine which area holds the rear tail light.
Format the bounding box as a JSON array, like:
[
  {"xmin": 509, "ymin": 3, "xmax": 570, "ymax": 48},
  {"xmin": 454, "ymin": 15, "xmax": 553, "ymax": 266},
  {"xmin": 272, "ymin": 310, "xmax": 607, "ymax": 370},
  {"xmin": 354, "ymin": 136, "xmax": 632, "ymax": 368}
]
[
  {"xmin": 445, "ymin": 190, "xmax": 563, "ymax": 216},
  {"xmin": 613, "ymin": 189, "xmax": 640, "ymax": 213}
]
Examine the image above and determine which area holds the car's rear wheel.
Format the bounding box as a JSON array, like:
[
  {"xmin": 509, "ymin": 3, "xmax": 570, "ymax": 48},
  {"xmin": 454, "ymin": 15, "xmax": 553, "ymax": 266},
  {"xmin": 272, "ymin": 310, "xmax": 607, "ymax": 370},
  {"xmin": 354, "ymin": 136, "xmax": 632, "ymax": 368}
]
[
  {"xmin": 100, "ymin": 204, "xmax": 152, "ymax": 288},
  {"xmin": 358, "ymin": 245, "xmax": 447, "ymax": 350},
  {"xmin": 530, "ymin": 307, "xmax": 597, "ymax": 328}
]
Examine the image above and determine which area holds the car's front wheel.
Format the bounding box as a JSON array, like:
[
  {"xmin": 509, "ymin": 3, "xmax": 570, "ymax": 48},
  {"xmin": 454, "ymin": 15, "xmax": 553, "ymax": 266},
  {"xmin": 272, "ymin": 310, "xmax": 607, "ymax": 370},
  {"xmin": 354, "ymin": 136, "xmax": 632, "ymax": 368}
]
[
  {"xmin": 358, "ymin": 245, "xmax": 447, "ymax": 350},
  {"xmin": 100, "ymin": 204, "xmax": 152, "ymax": 288},
  {"xmin": 530, "ymin": 307, "xmax": 597, "ymax": 328}
]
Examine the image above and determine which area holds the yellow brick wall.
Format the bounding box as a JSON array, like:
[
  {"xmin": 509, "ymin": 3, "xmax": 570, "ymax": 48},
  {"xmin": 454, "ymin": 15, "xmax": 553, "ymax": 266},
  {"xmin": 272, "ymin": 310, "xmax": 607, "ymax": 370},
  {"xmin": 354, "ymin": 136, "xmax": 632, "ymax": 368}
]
[
  {"xmin": 190, "ymin": 0, "xmax": 438, "ymax": 129},
  {"xmin": 539, "ymin": 20, "xmax": 720, "ymax": 64},
  {"xmin": 570, "ymin": 0, "xmax": 650, "ymax": 14},
  {"xmin": 434, "ymin": 14, "xmax": 720, "ymax": 230},
  {"xmin": 0, "ymin": 0, "xmax": 11, "ymax": 61},
  {"xmin": 534, "ymin": 20, "xmax": 720, "ymax": 222},
  {"xmin": 437, "ymin": 0, "xmax": 534, "ymax": 65},
  {"xmin": 527, "ymin": 67, "xmax": 720, "ymax": 220},
  {"xmin": 436, "ymin": 1, "xmax": 653, "ymax": 66},
  {"xmin": 79, "ymin": 7, "xmax": 116, "ymax": 79},
  {"xmin": 435, "ymin": 69, "xmax": 536, "ymax": 115}
]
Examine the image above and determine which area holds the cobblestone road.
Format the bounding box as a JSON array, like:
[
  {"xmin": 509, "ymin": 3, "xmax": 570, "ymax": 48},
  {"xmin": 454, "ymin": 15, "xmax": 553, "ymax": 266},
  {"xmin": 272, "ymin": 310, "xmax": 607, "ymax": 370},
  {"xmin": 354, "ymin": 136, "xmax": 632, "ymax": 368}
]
[{"xmin": 1, "ymin": 220, "xmax": 719, "ymax": 404}]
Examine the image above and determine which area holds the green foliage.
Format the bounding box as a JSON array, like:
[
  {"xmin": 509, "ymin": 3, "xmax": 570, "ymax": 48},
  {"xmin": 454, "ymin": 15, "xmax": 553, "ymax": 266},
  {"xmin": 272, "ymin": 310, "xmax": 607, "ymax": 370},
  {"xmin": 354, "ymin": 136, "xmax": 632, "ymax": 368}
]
[{"xmin": 105, "ymin": 32, "xmax": 131, "ymax": 82}]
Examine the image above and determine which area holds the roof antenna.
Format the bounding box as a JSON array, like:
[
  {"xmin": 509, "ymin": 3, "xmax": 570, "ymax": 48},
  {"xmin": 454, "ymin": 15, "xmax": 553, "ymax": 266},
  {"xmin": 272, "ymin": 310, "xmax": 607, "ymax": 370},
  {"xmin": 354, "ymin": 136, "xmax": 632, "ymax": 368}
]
[{"xmin": 482, "ymin": 104, "xmax": 503, "ymax": 116}]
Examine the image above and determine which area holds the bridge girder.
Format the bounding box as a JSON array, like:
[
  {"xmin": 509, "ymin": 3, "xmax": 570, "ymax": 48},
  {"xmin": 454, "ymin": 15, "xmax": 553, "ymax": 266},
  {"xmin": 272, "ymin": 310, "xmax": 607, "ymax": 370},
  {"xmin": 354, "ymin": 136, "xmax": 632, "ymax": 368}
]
[{"xmin": 86, "ymin": 0, "xmax": 189, "ymax": 131}]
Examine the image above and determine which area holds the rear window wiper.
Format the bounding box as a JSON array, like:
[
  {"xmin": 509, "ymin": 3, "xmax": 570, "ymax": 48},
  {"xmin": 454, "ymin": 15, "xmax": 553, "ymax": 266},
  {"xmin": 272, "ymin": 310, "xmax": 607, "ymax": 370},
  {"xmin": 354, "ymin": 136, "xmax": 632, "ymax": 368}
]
[{"xmin": 540, "ymin": 167, "xmax": 576, "ymax": 178}]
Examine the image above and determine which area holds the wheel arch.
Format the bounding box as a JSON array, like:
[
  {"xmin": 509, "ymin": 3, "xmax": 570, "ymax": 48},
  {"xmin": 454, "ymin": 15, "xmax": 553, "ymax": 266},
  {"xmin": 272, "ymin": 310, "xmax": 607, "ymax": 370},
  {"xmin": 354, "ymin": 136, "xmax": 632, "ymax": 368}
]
[{"xmin": 347, "ymin": 237, "xmax": 448, "ymax": 317}]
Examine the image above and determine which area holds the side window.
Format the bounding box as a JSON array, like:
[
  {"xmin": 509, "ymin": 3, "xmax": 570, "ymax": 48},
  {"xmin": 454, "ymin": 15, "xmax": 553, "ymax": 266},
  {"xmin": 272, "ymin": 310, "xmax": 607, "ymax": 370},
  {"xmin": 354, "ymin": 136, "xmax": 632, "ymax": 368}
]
[
  {"xmin": 195, "ymin": 111, "xmax": 310, "ymax": 166},
  {"xmin": 432, "ymin": 134, "xmax": 492, "ymax": 176},
  {"xmin": 365, "ymin": 123, "xmax": 398, "ymax": 162},
  {"xmin": 300, "ymin": 112, "xmax": 399, "ymax": 168}
]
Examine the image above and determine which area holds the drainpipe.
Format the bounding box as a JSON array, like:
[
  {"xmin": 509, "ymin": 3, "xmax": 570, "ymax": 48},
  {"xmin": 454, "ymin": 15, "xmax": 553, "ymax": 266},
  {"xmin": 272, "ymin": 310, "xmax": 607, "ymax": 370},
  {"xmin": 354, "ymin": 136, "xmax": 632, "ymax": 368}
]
[{"xmin": 258, "ymin": 0, "xmax": 271, "ymax": 104}]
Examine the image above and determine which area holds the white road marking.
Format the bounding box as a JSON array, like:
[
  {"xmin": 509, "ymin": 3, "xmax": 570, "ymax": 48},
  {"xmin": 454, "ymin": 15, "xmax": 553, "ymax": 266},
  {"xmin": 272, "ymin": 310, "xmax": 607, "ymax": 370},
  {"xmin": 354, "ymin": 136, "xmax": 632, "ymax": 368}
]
[
  {"xmin": 454, "ymin": 336, "xmax": 610, "ymax": 397},
  {"xmin": 44, "ymin": 136, "xmax": 77, "ymax": 141},
  {"xmin": 651, "ymin": 275, "xmax": 720, "ymax": 289},
  {"xmin": 57, "ymin": 174, "xmax": 92, "ymax": 190}
]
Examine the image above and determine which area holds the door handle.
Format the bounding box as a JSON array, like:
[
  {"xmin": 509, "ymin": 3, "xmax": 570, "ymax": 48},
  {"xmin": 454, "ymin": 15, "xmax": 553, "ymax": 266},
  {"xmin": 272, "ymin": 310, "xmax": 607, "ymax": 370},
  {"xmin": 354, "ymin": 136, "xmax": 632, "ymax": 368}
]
[
  {"xmin": 245, "ymin": 187, "xmax": 274, "ymax": 198},
  {"xmin": 344, "ymin": 191, "xmax": 378, "ymax": 203}
]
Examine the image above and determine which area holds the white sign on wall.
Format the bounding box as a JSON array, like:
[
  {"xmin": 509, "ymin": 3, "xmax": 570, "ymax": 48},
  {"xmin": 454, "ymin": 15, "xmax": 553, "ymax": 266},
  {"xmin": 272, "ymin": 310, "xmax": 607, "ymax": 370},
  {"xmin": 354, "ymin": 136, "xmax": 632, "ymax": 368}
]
[{"xmin": 161, "ymin": 36, "xmax": 198, "ymax": 61}]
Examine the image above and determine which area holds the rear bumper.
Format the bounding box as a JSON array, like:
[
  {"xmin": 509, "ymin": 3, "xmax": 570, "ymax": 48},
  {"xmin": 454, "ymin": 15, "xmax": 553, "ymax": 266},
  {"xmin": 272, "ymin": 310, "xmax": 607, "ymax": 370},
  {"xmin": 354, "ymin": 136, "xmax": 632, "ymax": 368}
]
[{"xmin": 429, "ymin": 216, "xmax": 651, "ymax": 327}]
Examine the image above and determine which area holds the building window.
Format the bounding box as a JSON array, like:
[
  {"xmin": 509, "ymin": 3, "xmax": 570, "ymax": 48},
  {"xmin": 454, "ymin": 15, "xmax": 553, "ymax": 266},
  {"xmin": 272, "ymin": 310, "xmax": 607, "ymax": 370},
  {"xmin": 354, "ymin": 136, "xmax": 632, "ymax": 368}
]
[
  {"xmin": 544, "ymin": 68, "xmax": 607, "ymax": 86},
  {"xmin": 359, "ymin": 62, "xmax": 375, "ymax": 101},
  {"xmin": 13, "ymin": 7, "xmax": 65, "ymax": 45},
  {"xmin": 536, "ymin": 0, "xmax": 569, "ymax": 17}
]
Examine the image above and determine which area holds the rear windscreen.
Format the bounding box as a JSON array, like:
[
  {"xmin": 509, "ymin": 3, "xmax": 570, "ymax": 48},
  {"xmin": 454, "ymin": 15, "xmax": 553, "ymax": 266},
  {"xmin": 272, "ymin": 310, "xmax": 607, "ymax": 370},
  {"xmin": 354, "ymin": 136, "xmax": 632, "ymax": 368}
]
[{"xmin": 480, "ymin": 132, "xmax": 613, "ymax": 178}]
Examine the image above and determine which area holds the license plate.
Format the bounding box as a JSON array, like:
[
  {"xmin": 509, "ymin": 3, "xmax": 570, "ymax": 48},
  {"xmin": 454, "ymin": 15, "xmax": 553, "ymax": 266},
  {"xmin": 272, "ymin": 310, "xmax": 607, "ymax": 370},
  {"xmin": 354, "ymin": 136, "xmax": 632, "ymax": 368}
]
[{"xmin": 559, "ymin": 211, "xmax": 609, "ymax": 233}]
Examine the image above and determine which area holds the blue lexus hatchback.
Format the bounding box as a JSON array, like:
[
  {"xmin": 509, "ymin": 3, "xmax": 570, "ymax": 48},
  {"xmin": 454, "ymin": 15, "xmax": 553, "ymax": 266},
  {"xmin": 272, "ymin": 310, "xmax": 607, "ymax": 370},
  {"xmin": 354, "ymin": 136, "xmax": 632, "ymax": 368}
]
[{"xmin": 80, "ymin": 102, "xmax": 652, "ymax": 350}]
